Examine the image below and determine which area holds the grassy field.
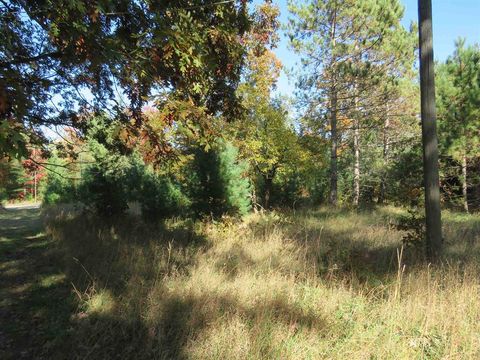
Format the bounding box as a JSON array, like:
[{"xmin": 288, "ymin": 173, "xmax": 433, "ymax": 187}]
[
  {"xmin": 2, "ymin": 206, "xmax": 480, "ymax": 359},
  {"xmin": 0, "ymin": 206, "xmax": 72, "ymax": 359},
  {"xmin": 38, "ymin": 206, "xmax": 479, "ymax": 359}
]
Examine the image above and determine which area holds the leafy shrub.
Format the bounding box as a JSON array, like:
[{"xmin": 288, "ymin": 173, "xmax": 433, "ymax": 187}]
[
  {"xmin": 42, "ymin": 173, "xmax": 77, "ymax": 205},
  {"xmin": 78, "ymin": 117, "xmax": 140, "ymax": 216},
  {"xmin": 139, "ymin": 170, "xmax": 191, "ymax": 220},
  {"xmin": 79, "ymin": 144, "xmax": 190, "ymax": 219},
  {"xmin": 265, "ymin": 172, "xmax": 305, "ymax": 208},
  {"xmin": 45, "ymin": 117, "xmax": 249, "ymax": 220},
  {"xmin": 396, "ymin": 208, "xmax": 426, "ymax": 249},
  {"xmin": 218, "ymin": 141, "xmax": 252, "ymax": 216},
  {"xmin": 79, "ymin": 163, "xmax": 130, "ymax": 216},
  {"xmin": 388, "ymin": 145, "xmax": 424, "ymax": 206},
  {"xmin": 190, "ymin": 140, "xmax": 251, "ymax": 218},
  {"xmin": 40, "ymin": 150, "xmax": 78, "ymax": 205},
  {"xmin": 0, "ymin": 159, "xmax": 28, "ymax": 201}
]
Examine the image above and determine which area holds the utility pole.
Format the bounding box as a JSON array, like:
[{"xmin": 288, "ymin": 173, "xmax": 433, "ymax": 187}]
[{"xmin": 418, "ymin": 0, "xmax": 442, "ymax": 260}]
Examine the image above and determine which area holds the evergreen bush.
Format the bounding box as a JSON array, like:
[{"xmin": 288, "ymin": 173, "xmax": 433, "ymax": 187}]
[{"xmin": 190, "ymin": 140, "xmax": 251, "ymax": 218}]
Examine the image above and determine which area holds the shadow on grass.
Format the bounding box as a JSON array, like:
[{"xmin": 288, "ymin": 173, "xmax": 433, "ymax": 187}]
[
  {"xmin": 48, "ymin": 211, "xmax": 332, "ymax": 359},
  {"xmin": 47, "ymin": 212, "xmax": 209, "ymax": 300},
  {"xmin": 40, "ymin": 205, "xmax": 480, "ymax": 358},
  {"xmin": 221, "ymin": 208, "xmax": 480, "ymax": 282},
  {"xmin": 69, "ymin": 289, "xmax": 328, "ymax": 359},
  {"xmin": 0, "ymin": 208, "xmax": 74, "ymax": 360},
  {"xmin": 247, "ymin": 206, "xmax": 480, "ymax": 285},
  {"xmin": 293, "ymin": 226, "xmax": 403, "ymax": 285}
]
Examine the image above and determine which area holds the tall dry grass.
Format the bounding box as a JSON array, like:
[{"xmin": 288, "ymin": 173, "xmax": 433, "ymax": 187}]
[{"xmin": 45, "ymin": 206, "xmax": 480, "ymax": 359}]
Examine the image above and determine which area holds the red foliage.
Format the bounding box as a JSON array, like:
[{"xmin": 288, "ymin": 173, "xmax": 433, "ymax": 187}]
[{"xmin": 21, "ymin": 148, "xmax": 47, "ymax": 199}]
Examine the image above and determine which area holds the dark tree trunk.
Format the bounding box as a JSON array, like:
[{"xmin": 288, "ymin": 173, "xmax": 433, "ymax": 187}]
[
  {"xmin": 262, "ymin": 167, "xmax": 276, "ymax": 210},
  {"xmin": 462, "ymin": 154, "xmax": 469, "ymax": 213},
  {"xmin": 353, "ymin": 87, "xmax": 360, "ymax": 207},
  {"xmin": 353, "ymin": 119, "xmax": 360, "ymax": 206},
  {"xmin": 329, "ymin": 8, "xmax": 338, "ymax": 207},
  {"xmin": 379, "ymin": 111, "xmax": 390, "ymax": 204},
  {"xmin": 418, "ymin": 0, "xmax": 443, "ymax": 260},
  {"xmin": 474, "ymin": 160, "xmax": 480, "ymax": 210},
  {"xmin": 329, "ymin": 87, "xmax": 338, "ymax": 206},
  {"xmin": 264, "ymin": 176, "xmax": 273, "ymax": 210}
]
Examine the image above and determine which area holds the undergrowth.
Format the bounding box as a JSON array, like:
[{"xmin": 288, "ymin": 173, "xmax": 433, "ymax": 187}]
[{"xmin": 44, "ymin": 206, "xmax": 480, "ymax": 359}]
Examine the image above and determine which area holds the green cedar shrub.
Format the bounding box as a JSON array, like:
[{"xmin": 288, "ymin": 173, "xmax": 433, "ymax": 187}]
[
  {"xmin": 139, "ymin": 169, "xmax": 191, "ymax": 221},
  {"xmin": 190, "ymin": 140, "xmax": 251, "ymax": 218}
]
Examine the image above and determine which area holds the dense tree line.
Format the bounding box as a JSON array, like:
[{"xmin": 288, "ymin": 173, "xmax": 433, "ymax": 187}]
[{"xmin": 1, "ymin": 1, "xmax": 479, "ymax": 256}]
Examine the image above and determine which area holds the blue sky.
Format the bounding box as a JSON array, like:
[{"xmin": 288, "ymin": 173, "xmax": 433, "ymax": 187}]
[{"xmin": 270, "ymin": 0, "xmax": 480, "ymax": 95}]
